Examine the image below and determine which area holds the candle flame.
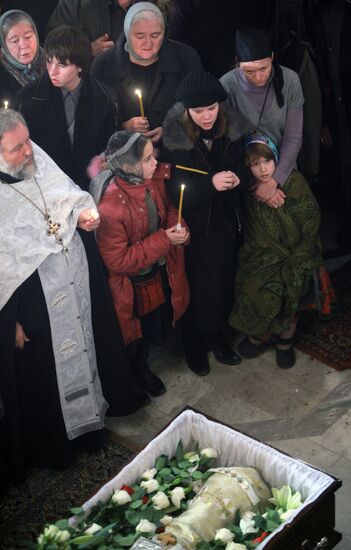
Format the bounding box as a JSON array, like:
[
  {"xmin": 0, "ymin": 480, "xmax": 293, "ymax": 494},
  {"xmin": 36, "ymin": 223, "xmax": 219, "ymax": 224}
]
[
  {"xmin": 181, "ymin": 184, "xmax": 186, "ymax": 190},
  {"xmin": 4, "ymin": 100, "xmax": 9, "ymax": 109},
  {"xmin": 135, "ymin": 89, "xmax": 142, "ymax": 98}
]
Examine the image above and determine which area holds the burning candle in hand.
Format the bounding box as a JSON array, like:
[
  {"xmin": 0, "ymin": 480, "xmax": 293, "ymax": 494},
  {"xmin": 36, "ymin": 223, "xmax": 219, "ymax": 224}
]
[
  {"xmin": 177, "ymin": 184, "xmax": 186, "ymax": 230},
  {"xmin": 135, "ymin": 89, "xmax": 145, "ymax": 118}
]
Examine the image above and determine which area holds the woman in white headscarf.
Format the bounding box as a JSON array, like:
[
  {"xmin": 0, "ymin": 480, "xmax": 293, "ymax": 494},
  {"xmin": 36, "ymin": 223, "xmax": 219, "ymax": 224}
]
[{"xmin": 91, "ymin": 1, "xmax": 202, "ymax": 145}]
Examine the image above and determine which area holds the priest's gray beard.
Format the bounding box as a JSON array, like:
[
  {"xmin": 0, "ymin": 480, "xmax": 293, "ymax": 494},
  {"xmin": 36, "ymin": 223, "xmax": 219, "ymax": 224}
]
[{"xmin": 0, "ymin": 153, "xmax": 37, "ymax": 179}]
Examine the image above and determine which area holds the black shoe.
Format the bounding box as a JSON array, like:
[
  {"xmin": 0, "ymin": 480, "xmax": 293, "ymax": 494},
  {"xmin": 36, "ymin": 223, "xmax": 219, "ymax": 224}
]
[
  {"xmin": 237, "ymin": 336, "xmax": 271, "ymax": 359},
  {"xmin": 135, "ymin": 364, "xmax": 167, "ymax": 397},
  {"xmin": 185, "ymin": 349, "xmax": 211, "ymax": 376},
  {"xmin": 276, "ymin": 347, "xmax": 296, "ymax": 369},
  {"xmin": 205, "ymin": 333, "xmax": 242, "ymax": 365},
  {"xmin": 275, "ymin": 338, "xmax": 296, "ymax": 369}
]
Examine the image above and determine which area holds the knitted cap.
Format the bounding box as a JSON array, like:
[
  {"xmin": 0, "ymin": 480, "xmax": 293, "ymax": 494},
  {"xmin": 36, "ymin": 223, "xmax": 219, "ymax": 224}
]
[
  {"xmin": 236, "ymin": 28, "xmax": 272, "ymax": 62},
  {"xmin": 175, "ymin": 70, "xmax": 227, "ymax": 108}
]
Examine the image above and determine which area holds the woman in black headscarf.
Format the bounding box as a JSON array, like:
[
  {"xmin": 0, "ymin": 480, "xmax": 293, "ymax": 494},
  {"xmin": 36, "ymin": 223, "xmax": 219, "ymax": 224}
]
[{"xmin": 0, "ymin": 10, "xmax": 45, "ymax": 108}]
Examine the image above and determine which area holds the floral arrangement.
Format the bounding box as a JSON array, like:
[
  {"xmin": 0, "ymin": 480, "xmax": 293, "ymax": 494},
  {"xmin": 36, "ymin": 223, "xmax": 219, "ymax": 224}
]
[{"xmin": 27, "ymin": 441, "xmax": 302, "ymax": 550}]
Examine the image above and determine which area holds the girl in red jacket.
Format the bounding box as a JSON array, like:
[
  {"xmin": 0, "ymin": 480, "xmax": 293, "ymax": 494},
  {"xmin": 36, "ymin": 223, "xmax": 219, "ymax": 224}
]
[{"xmin": 95, "ymin": 131, "xmax": 190, "ymax": 398}]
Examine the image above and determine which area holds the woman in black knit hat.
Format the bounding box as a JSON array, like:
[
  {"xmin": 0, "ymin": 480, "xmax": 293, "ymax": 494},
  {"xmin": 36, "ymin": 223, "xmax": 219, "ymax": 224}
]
[{"xmin": 162, "ymin": 70, "xmax": 252, "ymax": 375}]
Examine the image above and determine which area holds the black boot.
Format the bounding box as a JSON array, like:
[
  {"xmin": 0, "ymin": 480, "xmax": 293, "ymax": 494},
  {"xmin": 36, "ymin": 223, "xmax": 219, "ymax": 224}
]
[
  {"xmin": 129, "ymin": 340, "xmax": 166, "ymax": 397},
  {"xmin": 134, "ymin": 362, "xmax": 167, "ymax": 397},
  {"xmin": 182, "ymin": 326, "xmax": 210, "ymax": 376},
  {"xmin": 205, "ymin": 331, "xmax": 242, "ymax": 365}
]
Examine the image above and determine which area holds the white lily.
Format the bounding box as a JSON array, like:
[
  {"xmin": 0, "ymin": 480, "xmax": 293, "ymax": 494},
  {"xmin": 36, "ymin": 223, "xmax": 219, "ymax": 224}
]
[
  {"xmin": 55, "ymin": 530, "xmax": 71, "ymax": 543},
  {"xmin": 239, "ymin": 511, "xmax": 258, "ymax": 535}
]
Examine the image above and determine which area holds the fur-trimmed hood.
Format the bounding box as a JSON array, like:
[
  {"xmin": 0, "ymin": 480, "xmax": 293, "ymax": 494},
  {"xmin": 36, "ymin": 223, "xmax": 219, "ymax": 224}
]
[{"xmin": 162, "ymin": 101, "xmax": 254, "ymax": 152}]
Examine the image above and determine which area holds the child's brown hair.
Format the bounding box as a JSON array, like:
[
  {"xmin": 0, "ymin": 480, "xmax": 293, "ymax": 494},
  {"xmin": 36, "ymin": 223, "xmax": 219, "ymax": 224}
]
[{"xmin": 245, "ymin": 142, "xmax": 276, "ymax": 167}]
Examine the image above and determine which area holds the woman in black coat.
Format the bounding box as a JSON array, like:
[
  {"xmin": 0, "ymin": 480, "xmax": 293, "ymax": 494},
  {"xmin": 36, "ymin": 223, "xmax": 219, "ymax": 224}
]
[
  {"xmin": 16, "ymin": 25, "xmax": 116, "ymax": 192},
  {"xmin": 91, "ymin": 1, "xmax": 202, "ymax": 146},
  {"xmin": 162, "ymin": 71, "xmax": 252, "ymax": 375}
]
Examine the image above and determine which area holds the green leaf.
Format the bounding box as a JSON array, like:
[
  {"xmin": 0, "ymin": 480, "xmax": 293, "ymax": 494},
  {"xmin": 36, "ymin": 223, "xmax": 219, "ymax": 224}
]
[
  {"xmin": 131, "ymin": 488, "xmax": 145, "ymax": 501},
  {"xmin": 54, "ymin": 518, "xmax": 69, "ymax": 530},
  {"xmin": 130, "ymin": 499, "xmax": 143, "ymax": 509},
  {"xmin": 191, "ymin": 471, "xmax": 203, "ymax": 480},
  {"xmin": 70, "ymin": 507, "xmax": 85, "ymax": 516},
  {"xmin": 71, "ymin": 535, "xmax": 96, "ymax": 545},
  {"xmin": 172, "ymin": 467, "xmax": 182, "ymax": 475},
  {"xmin": 155, "ymin": 455, "xmax": 168, "ymax": 471},
  {"xmin": 175, "ymin": 440, "xmax": 184, "ymax": 463},
  {"xmin": 113, "ymin": 532, "xmax": 139, "ymax": 546},
  {"xmin": 159, "ymin": 468, "xmax": 172, "ymax": 478},
  {"xmin": 178, "ymin": 461, "xmax": 190, "ymax": 470}
]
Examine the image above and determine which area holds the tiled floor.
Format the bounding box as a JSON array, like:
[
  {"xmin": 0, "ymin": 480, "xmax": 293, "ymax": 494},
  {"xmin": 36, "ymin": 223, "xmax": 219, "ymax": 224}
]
[{"xmin": 107, "ymin": 331, "xmax": 351, "ymax": 549}]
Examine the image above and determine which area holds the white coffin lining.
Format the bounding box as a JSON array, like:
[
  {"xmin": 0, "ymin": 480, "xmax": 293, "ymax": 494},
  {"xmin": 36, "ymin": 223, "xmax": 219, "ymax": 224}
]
[{"xmin": 80, "ymin": 410, "xmax": 335, "ymax": 548}]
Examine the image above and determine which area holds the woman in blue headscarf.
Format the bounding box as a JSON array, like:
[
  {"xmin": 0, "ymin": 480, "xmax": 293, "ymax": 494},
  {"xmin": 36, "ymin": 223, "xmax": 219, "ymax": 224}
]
[{"xmin": 0, "ymin": 10, "xmax": 45, "ymax": 108}]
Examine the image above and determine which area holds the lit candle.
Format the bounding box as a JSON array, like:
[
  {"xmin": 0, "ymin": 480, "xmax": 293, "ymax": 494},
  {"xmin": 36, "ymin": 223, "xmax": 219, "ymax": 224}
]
[
  {"xmin": 3, "ymin": 100, "xmax": 9, "ymax": 109},
  {"xmin": 135, "ymin": 89, "xmax": 145, "ymax": 118},
  {"xmin": 176, "ymin": 184, "xmax": 186, "ymax": 230}
]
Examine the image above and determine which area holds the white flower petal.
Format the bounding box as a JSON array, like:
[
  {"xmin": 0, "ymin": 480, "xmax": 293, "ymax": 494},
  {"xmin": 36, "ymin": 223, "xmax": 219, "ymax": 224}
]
[
  {"xmin": 135, "ymin": 519, "xmax": 157, "ymax": 534},
  {"xmin": 215, "ymin": 528, "xmax": 234, "ymax": 543},
  {"xmin": 142, "ymin": 468, "xmax": 158, "ymax": 480},
  {"xmin": 85, "ymin": 523, "xmax": 102, "ymax": 535},
  {"xmin": 200, "ymin": 447, "xmax": 218, "ymax": 459},
  {"xmin": 152, "ymin": 491, "xmax": 170, "ymax": 510},
  {"xmin": 140, "ymin": 479, "xmax": 159, "ymax": 494},
  {"xmin": 112, "ymin": 489, "xmax": 132, "ymax": 505}
]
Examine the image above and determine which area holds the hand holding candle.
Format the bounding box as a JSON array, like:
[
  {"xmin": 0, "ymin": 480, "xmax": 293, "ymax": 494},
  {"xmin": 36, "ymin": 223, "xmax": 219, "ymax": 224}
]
[
  {"xmin": 135, "ymin": 89, "xmax": 145, "ymax": 118},
  {"xmin": 176, "ymin": 184, "xmax": 186, "ymax": 231}
]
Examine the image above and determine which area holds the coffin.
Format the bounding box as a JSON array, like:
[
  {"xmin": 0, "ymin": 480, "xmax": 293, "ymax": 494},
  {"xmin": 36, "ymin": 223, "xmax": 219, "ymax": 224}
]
[{"xmin": 82, "ymin": 409, "xmax": 342, "ymax": 549}]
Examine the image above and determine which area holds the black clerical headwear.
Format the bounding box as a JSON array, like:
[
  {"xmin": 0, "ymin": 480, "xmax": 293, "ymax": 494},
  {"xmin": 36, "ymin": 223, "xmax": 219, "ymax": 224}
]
[{"xmin": 235, "ymin": 28, "xmax": 272, "ymax": 62}]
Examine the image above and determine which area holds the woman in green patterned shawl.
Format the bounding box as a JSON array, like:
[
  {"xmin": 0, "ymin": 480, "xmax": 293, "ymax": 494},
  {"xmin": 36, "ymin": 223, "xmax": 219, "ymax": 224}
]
[{"xmin": 230, "ymin": 133, "xmax": 323, "ymax": 368}]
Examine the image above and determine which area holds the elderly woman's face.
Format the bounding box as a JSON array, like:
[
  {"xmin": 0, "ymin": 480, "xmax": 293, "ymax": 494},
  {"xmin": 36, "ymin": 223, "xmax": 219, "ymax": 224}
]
[
  {"xmin": 129, "ymin": 18, "xmax": 163, "ymax": 64},
  {"xmin": 5, "ymin": 21, "xmax": 37, "ymax": 65},
  {"xmin": 240, "ymin": 57, "xmax": 273, "ymax": 87}
]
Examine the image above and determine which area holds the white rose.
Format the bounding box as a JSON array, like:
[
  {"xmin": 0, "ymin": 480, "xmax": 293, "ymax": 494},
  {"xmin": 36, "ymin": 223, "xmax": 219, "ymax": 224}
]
[
  {"xmin": 170, "ymin": 486, "xmax": 185, "ymax": 508},
  {"xmin": 85, "ymin": 523, "xmax": 102, "ymax": 535},
  {"xmin": 152, "ymin": 491, "xmax": 170, "ymax": 510},
  {"xmin": 239, "ymin": 511, "xmax": 257, "ymax": 535},
  {"xmin": 226, "ymin": 544, "xmax": 247, "ymax": 550},
  {"xmin": 112, "ymin": 489, "xmax": 132, "ymax": 505},
  {"xmin": 43, "ymin": 525, "xmax": 59, "ymax": 538},
  {"xmin": 140, "ymin": 479, "xmax": 159, "ymax": 494},
  {"xmin": 55, "ymin": 530, "xmax": 71, "ymax": 543},
  {"xmin": 142, "ymin": 468, "xmax": 158, "ymax": 480},
  {"xmin": 160, "ymin": 515, "xmax": 173, "ymax": 526},
  {"xmin": 200, "ymin": 447, "xmax": 218, "ymax": 459},
  {"xmin": 135, "ymin": 519, "xmax": 157, "ymax": 534},
  {"xmin": 215, "ymin": 528, "xmax": 234, "ymax": 543},
  {"xmin": 184, "ymin": 451, "xmax": 200, "ymax": 463}
]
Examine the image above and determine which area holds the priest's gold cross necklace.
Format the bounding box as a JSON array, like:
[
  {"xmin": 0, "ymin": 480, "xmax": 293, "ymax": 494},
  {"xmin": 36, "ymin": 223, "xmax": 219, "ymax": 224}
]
[{"xmin": 9, "ymin": 177, "xmax": 64, "ymax": 247}]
